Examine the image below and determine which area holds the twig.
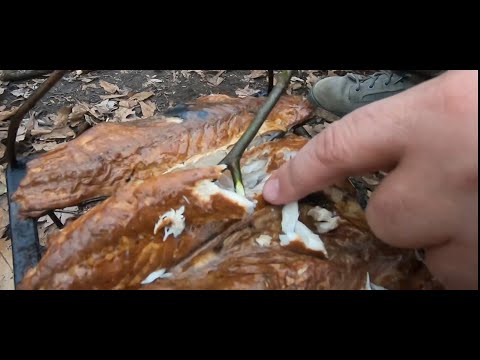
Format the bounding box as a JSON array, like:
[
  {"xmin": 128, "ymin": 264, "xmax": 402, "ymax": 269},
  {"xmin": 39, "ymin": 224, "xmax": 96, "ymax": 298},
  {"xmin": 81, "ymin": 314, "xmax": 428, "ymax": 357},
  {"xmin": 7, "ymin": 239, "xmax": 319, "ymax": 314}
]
[
  {"xmin": 5, "ymin": 70, "xmax": 70, "ymax": 166},
  {"xmin": 0, "ymin": 70, "xmax": 53, "ymax": 82},
  {"xmin": 220, "ymin": 70, "xmax": 293, "ymax": 195}
]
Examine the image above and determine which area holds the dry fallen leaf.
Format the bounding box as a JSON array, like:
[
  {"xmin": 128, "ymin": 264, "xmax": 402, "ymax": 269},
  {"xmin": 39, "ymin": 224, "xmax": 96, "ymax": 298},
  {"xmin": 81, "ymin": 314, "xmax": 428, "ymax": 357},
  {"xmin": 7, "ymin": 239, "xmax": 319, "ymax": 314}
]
[
  {"xmin": 128, "ymin": 91, "xmax": 154, "ymax": 102},
  {"xmin": 37, "ymin": 207, "xmax": 81, "ymax": 243},
  {"xmin": 207, "ymin": 76, "xmax": 225, "ymax": 86},
  {"xmin": 0, "ymin": 238, "xmax": 13, "ymax": 290},
  {"xmin": 54, "ymin": 206, "xmax": 80, "ymax": 224},
  {"xmin": 80, "ymin": 75, "xmax": 100, "ymax": 83},
  {"xmin": 143, "ymin": 78, "xmax": 164, "ymax": 87},
  {"xmin": 0, "ymin": 143, "xmax": 5, "ymax": 158},
  {"xmin": 10, "ymin": 89, "xmax": 26, "ymax": 97},
  {"xmin": 0, "ymin": 198, "xmax": 8, "ymax": 236},
  {"xmin": 71, "ymin": 103, "xmax": 88, "ymax": 116},
  {"xmin": 0, "ymin": 237, "xmax": 12, "ymax": 261},
  {"xmin": 81, "ymin": 83, "xmax": 99, "ymax": 91},
  {"xmin": 0, "ymin": 106, "xmax": 5, "ymax": 111},
  {"xmin": 39, "ymin": 127, "xmax": 75, "ymax": 140},
  {"xmin": 30, "ymin": 128, "xmax": 52, "ymax": 136},
  {"xmin": 11, "ymin": 88, "xmax": 31, "ymax": 98},
  {"xmin": 37, "ymin": 207, "xmax": 80, "ymax": 246},
  {"xmin": 87, "ymin": 105, "xmax": 104, "ymax": 119},
  {"xmin": 53, "ymin": 106, "xmax": 73, "ymax": 129},
  {"xmin": 0, "ymin": 106, "xmax": 19, "ymax": 122},
  {"xmin": 248, "ymin": 70, "xmax": 266, "ymax": 79},
  {"xmin": 84, "ymin": 114, "xmax": 98, "ymax": 126},
  {"xmin": 0, "ymin": 190, "xmax": 7, "ymax": 210},
  {"xmin": 70, "ymin": 103, "xmax": 91, "ymax": 123},
  {"xmin": 32, "ymin": 142, "xmax": 62, "ymax": 152},
  {"xmin": 0, "ymin": 88, "xmax": 5, "ymax": 96},
  {"xmin": 68, "ymin": 105, "xmax": 88, "ymax": 127},
  {"xmin": 26, "ymin": 82, "xmax": 40, "ymax": 91},
  {"xmin": 94, "ymin": 99, "xmax": 118, "ymax": 115},
  {"xmin": 113, "ymin": 107, "xmax": 137, "ymax": 122},
  {"xmin": 32, "ymin": 143, "xmax": 46, "ymax": 151},
  {"xmin": 0, "ymin": 237, "xmax": 12, "ymax": 257},
  {"xmin": 99, "ymin": 80, "xmax": 120, "ymax": 94},
  {"xmin": 235, "ymin": 85, "xmax": 260, "ymax": 98},
  {"xmin": 37, "ymin": 215, "xmax": 59, "ymax": 247},
  {"xmin": 99, "ymin": 93, "xmax": 128, "ymax": 100},
  {"xmin": 16, "ymin": 124, "xmax": 27, "ymax": 142},
  {"xmin": 207, "ymin": 70, "xmax": 226, "ymax": 86},
  {"xmin": 119, "ymin": 99, "xmax": 138, "ymax": 109},
  {"xmin": 191, "ymin": 70, "xmax": 205, "ymax": 79},
  {"xmin": 140, "ymin": 100, "xmax": 156, "ymax": 118},
  {"xmin": 0, "ymin": 174, "xmax": 6, "ymax": 196},
  {"xmin": 30, "ymin": 107, "xmax": 76, "ymax": 139}
]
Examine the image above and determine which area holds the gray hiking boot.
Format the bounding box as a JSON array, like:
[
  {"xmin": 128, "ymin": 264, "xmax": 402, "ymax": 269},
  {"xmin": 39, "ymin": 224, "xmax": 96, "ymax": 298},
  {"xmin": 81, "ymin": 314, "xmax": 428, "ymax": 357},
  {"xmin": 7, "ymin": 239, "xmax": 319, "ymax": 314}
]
[{"xmin": 308, "ymin": 71, "xmax": 423, "ymax": 117}]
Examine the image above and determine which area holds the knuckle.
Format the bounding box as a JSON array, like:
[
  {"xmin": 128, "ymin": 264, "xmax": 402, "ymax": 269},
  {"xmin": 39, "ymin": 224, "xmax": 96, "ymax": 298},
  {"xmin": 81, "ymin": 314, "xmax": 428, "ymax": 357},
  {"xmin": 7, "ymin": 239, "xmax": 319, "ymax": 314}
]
[
  {"xmin": 313, "ymin": 123, "xmax": 354, "ymax": 169},
  {"xmin": 366, "ymin": 183, "xmax": 409, "ymax": 247}
]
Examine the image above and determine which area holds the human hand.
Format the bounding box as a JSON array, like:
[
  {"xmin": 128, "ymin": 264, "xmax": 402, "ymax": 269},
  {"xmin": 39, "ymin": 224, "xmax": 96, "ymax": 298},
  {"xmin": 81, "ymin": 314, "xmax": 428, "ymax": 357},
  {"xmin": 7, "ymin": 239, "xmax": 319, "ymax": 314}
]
[{"xmin": 263, "ymin": 70, "xmax": 478, "ymax": 289}]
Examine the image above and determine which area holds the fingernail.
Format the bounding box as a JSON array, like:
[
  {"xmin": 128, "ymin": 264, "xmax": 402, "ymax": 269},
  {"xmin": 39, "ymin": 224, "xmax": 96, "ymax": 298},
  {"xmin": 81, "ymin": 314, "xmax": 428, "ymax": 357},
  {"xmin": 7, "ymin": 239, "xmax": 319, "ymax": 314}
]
[{"xmin": 263, "ymin": 177, "xmax": 280, "ymax": 202}]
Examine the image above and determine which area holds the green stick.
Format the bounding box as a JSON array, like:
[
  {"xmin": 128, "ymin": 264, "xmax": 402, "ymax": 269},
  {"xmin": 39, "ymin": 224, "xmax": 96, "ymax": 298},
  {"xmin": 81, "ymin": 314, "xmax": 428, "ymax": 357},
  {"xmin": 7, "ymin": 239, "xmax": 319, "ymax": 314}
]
[{"xmin": 220, "ymin": 70, "xmax": 293, "ymax": 195}]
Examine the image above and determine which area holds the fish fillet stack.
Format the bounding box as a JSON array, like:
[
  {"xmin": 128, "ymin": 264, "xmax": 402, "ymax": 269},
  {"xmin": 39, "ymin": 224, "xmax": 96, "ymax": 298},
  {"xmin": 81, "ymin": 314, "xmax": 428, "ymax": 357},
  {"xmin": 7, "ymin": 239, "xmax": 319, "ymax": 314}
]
[{"xmin": 13, "ymin": 95, "xmax": 442, "ymax": 290}]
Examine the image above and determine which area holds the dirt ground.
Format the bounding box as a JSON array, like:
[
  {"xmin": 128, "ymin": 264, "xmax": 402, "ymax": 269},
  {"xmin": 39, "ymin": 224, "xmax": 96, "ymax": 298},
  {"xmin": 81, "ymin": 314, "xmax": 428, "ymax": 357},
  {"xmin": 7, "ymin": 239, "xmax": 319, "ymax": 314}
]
[
  {"xmin": 0, "ymin": 69, "xmax": 379, "ymax": 290},
  {"xmin": 1, "ymin": 70, "xmax": 321, "ymax": 115}
]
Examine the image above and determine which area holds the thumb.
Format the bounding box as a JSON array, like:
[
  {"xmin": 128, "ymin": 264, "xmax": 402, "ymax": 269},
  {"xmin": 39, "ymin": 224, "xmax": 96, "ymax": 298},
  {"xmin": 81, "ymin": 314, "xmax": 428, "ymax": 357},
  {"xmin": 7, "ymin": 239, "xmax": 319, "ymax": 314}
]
[{"xmin": 262, "ymin": 79, "xmax": 428, "ymax": 205}]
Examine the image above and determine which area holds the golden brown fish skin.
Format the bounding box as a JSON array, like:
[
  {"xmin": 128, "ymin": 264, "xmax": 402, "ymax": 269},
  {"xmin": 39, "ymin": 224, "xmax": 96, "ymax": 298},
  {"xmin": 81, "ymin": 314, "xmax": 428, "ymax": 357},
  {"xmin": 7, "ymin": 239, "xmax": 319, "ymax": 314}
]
[
  {"xmin": 19, "ymin": 136, "xmax": 312, "ymax": 290},
  {"xmin": 18, "ymin": 132, "xmax": 439, "ymax": 290},
  {"xmin": 242, "ymin": 134, "xmax": 308, "ymax": 168},
  {"xmin": 143, "ymin": 198, "xmax": 441, "ymax": 290},
  {"xmin": 18, "ymin": 166, "xmax": 253, "ymax": 290},
  {"xmin": 141, "ymin": 206, "xmax": 349, "ymax": 290},
  {"xmin": 13, "ymin": 95, "xmax": 315, "ymax": 218},
  {"xmin": 145, "ymin": 248, "xmax": 354, "ymax": 290},
  {"xmin": 140, "ymin": 207, "xmax": 364, "ymax": 290}
]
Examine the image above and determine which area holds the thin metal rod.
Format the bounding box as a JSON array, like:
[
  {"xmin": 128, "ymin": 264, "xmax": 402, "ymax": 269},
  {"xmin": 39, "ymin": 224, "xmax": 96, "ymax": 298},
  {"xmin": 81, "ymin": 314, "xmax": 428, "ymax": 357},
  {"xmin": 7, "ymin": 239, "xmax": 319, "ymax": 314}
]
[
  {"xmin": 268, "ymin": 70, "xmax": 274, "ymax": 93},
  {"xmin": 47, "ymin": 211, "xmax": 64, "ymax": 229},
  {"xmin": 6, "ymin": 70, "xmax": 69, "ymax": 167}
]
